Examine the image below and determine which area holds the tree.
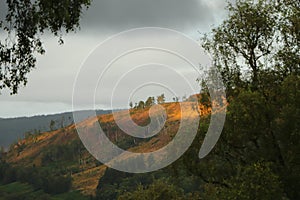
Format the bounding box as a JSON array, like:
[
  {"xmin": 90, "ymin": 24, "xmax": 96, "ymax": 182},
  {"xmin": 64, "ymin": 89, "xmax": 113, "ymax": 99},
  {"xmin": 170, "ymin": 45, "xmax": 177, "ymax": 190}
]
[
  {"xmin": 145, "ymin": 96, "xmax": 155, "ymax": 107},
  {"xmin": 60, "ymin": 116, "xmax": 65, "ymax": 128},
  {"xmin": 275, "ymin": 0, "xmax": 300, "ymax": 75},
  {"xmin": 43, "ymin": 174, "xmax": 72, "ymax": 194},
  {"xmin": 193, "ymin": 1, "xmax": 300, "ymax": 199},
  {"xmin": 118, "ymin": 179, "xmax": 186, "ymax": 200},
  {"xmin": 172, "ymin": 96, "xmax": 179, "ymax": 102},
  {"xmin": 49, "ymin": 120, "xmax": 55, "ymax": 131},
  {"xmin": 202, "ymin": 162, "xmax": 283, "ymax": 200},
  {"xmin": 202, "ymin": 0, "xmax": 278, "ymax": 92},
  {"xmin": 156, "ymin": 94, "xmax": 165, "ymax": 104},
  {"xmin": 137, "ymin": 101, "xmax": 145, "ymax": 109},
  {"xmin": 0, "ymin": 0, "xmax": 91, "ymax": 94},
  {"xmin": 202, "ymin": 0, "xmax": 300, "ymax": 93},
  {"xmin": 0, "ymin": 146, "xmax": 5, "ymax": 155},
  {"xmin": 129, "ymin": 101, "xmax": 133, "ymax": 109}
]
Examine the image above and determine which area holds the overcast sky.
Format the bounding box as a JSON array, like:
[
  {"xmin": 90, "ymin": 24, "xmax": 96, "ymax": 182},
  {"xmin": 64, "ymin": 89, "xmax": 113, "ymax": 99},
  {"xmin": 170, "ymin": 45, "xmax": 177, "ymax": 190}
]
[{"xmin": 0, "ymin": 0, "xmax": 231, "ymax": 118}]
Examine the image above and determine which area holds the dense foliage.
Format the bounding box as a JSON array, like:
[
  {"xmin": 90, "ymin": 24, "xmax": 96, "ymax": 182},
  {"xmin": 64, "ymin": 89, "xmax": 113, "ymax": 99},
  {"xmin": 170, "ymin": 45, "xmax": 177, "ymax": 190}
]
[
  {"xmin": 94, "ymin": 0, "xmax": 299, "ymax": 199},
  {"xmin": 0, "ymin": 160, "xmax": 72, "ymax": 195}
]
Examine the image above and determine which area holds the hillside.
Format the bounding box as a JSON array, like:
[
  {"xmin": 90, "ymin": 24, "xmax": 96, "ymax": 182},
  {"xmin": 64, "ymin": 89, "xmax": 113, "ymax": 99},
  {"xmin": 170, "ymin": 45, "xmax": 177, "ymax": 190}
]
[
  {"xmin": 0, "ymin": 83, "xmax": 298, "ymax": 200},
  {"xmin": 3, "ymin": 102, "xmax": 209, "ymax": 196},
  {"xmin": 0, "ymin": 110, "xmax": 112, "ymax": 149}
]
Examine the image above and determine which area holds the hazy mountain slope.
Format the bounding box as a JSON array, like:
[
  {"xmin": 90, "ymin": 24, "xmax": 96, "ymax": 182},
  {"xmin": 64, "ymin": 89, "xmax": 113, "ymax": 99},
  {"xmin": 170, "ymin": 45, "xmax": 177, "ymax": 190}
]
[{"xmin": 0, "ymin": 110, "xmax": 112, "ymax": 149}]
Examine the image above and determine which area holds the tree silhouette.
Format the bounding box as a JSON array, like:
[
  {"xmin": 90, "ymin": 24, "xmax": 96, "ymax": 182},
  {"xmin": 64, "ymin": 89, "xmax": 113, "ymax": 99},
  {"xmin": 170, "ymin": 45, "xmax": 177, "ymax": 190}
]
[
  {"xmin": 145, "ymin": 96, "xmax": 155, "ymax": 107},
  {"xmin": 0, "ymin": 0, "xmax": 91, "ymax": 94},
  {"xmin": 156, "ymin": 94, "xmax": 165, "ymax": 104},
  {"xmin": 202, "ymin": 0, "xmax": 299, "ymax": 93},
  {"xmin": 137, "ymin": 101, "xmax": 145, "ymax": 109}
]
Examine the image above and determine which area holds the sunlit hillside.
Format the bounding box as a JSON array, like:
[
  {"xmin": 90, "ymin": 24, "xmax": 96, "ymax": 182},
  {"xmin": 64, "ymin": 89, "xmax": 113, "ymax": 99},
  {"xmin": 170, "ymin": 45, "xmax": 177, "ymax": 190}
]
[{"xmin": 3, "ymin": 101, "xmax": 210, "ymax": 196}]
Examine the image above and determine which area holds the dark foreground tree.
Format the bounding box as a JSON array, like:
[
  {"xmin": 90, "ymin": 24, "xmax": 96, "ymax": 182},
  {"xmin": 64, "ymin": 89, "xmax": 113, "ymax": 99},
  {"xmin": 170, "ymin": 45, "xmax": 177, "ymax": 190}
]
[
  {"xmin": 197, "ymin": 0, "xmax": 300, "ymax": 199},
  {"xmin": 202, "ymin": 0, "xmax": 299, "ymax": 94},
  {"xmin": 0, "ymin": 0, "xmax": 91, "ymax": 94}
]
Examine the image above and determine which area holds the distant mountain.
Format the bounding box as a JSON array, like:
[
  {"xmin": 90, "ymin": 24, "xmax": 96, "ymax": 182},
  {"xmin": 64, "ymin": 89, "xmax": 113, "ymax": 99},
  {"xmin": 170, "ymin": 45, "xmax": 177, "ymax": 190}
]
[{"xmin": 0, "ymin": 110, "xmax": 112, "ymax": 149}]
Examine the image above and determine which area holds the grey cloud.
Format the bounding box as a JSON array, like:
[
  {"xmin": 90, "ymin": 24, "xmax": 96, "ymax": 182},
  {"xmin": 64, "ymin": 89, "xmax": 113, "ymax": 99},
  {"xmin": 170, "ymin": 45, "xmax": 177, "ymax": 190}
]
[
  {"xmin": 80, "ymin": 0, "xmax": 227, "ymax": 33},
  {"xmin": 0, "ymin": 0, "xmax": 230, "ymax": 118},
  {"xmin": 1, "ymin": 0, "xmax": 229, "ymax": 34}
]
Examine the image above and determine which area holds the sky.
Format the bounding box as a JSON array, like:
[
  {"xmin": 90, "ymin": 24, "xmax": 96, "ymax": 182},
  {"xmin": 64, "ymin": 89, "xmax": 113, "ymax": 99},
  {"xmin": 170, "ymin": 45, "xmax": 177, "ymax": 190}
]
[{"xmin": 0, "ymin": 0, "xmax": 231, "ymax": 118}]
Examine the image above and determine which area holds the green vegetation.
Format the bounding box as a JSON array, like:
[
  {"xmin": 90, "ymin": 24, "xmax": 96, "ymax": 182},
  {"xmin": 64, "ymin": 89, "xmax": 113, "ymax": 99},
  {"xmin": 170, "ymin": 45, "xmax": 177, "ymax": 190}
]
[
  {"xmin": 95, "ymin": 0, "xmax": 300, "ymax": 199},
  {"xmin": 118, "ymin": 179, "xmax": 189, "ymax": 200},
  {"xmin": 0, "ymin": 182, "xmax": 89, "ymax": 200},
  {"xmin": 0, "ymin": 161, "xmax": 72, "ymax": 195},
  {"xmin": 0, "ymin": 0, "xmax": 298, "ymax": 199}
]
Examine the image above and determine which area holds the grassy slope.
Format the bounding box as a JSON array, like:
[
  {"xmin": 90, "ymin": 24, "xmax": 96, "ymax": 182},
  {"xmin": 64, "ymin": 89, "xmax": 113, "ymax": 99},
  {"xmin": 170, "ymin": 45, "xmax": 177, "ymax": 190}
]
[{"xmin": 4, "ymin": 102, "xmax": 210, "ymax": 196}]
